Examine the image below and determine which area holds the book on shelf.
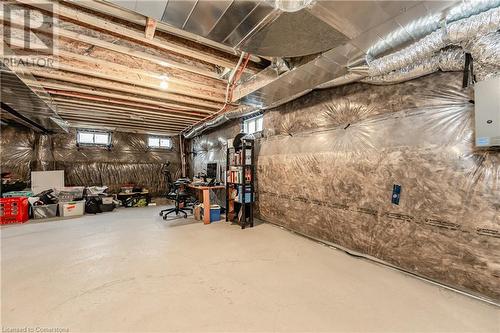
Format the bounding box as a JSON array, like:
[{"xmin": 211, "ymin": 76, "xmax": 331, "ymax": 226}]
[
  {"xmin": 230, "ymin": 149, "xmax": 252, "ymax": 165},
  {"xmin": 227, "ymin": 167, "xmax": 252, "ymax": 184}
]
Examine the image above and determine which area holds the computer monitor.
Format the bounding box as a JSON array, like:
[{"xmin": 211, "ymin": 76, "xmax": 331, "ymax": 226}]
[{"xmin": 207, "ymin": 163, "xmax": 217, "ymax": 179}]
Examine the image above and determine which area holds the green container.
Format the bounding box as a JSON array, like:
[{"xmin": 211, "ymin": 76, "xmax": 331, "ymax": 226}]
[{"xmin": 2, "ymin": 191, "xmax": 33, "ymax": 198}]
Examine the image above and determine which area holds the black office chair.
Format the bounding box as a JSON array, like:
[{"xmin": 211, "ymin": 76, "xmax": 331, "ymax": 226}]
[{"xmin": 159, "ymin": 178, "xmax": 192, "ymax": 220}]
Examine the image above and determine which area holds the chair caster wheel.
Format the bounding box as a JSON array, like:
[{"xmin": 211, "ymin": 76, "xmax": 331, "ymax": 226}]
[
  {"xmin": 159, "ymin": 212, "xmax": 163, "ymax": 216},
  {"xmin": 184, "ymin": 215, "xmax": 187, "ymax": 218}
]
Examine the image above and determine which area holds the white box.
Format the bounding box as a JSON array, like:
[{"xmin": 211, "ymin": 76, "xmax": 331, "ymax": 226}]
[
  {"xmin": 475, "ymin": 77, "xmax": 500, "ymax": 147},
  {"xmin": 31, "ymin": 170, "xmax": 64, "ymax": 195},
  {"xmin": 60, "ymin": 201, "xmax": 84, "ymax": 217}
]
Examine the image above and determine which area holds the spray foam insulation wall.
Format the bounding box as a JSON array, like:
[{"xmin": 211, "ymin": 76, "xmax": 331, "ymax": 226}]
[
  {"xmin": 190, "ymin": 71, "xmax": 500, "ymax": 301},
  {"xmin": 0, "ymin": 127, "xmax": 180, "ymax": 196}
]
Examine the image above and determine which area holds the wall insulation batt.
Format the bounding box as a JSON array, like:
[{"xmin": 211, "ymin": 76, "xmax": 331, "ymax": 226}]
[
  {"xmin": 190, "ymin": 71, "xmax": 500, "ymax": 301},
  {"xmin": 0, "ymin": 127, "xmax": 180, "ymax": 196}
]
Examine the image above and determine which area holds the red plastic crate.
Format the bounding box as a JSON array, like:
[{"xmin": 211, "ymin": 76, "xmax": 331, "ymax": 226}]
[{"xmin": 0, "ymin": 197, "xmax": 30, "ymax": 225}]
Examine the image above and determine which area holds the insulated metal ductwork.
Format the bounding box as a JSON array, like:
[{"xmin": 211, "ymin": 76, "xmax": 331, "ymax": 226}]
[
  {"xmin": 109, "ymin": 0, "xmax": 343, "ymax": 57},
  {"xmin": 184, "ymin": 1, "xmax": 500, "ymax": 138},
  {"xmin": 0, "ymin": 47, "xmax": 69, "ymax": 132}
]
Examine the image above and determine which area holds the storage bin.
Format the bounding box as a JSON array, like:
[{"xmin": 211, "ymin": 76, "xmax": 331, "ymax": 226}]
[
  {"xmin": 0, "ymin": 197, "xmax": 30, "ymax": 224},
  {"xmin": 60, "ymin": 201, "xmax": 85, "ymax": 217},
  {"xmin": 56, "ymin": 187, "xmax": 85, "ymax": 202},
  {"xmin": 201, "ymin": 205, "xmax": 221, "ymax": 223},
  {"xmin": 33, "ymin": 203, "xmax": 58, "ymax": 219},
  {"xmin": 2, "ymin": 191, "xmax": 33, "ymax": 198}
]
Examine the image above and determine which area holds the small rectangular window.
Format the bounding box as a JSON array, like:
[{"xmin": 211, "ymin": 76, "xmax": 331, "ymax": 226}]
[
  {"xmin": 77, "ymin": 130, "xmax": 111, "ymax": 146},
  {"xmin": 148, "ymin": 137, "xmax": 160, "ymax": 148},
  {"xmin": 148, "ymin": 136, "xmax": 172, "ymax": 149},
  {"xmin": 243, "ymin": 115, "xmax": 263, "ymax": 134}
]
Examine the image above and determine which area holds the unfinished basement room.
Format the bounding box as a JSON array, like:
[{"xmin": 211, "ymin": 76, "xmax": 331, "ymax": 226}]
[{"xmin": 1, "ymin": 0, "xmax": 499, "ymax": 332}]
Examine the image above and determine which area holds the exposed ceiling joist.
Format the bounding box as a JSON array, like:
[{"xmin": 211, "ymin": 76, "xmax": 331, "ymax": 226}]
[
  {"xmin": 28, "ymin": 81, "xmax": 215, "ymax": 116},
  {"xmin": 53, "ymin": 103, "xmax": 193, "ymax": 126},
  {"xmin": 36, "ymin": 91, "xmax": 206, "ymax": 121},
  {"xmin": 26, "ymin": 70, "xmax": 223, "ymax": 110},
  {"xmin": 62, "ymin": 0, "xmax": 238, "ymax": 56},
  {"xmin": 2, "ymin": 0, "xmax": 256, "ymax": 134},
  {"xmin": 63, "ymin": 118, "xmax": 180, "ymax": 134},
  {"xmin": 1, "ymin": 17, "xmax": 223, "ymax": 80},
  {"xmin": 18, "ymin": 0, "xmax": 255, "ymax": 71},
  {"xmin": 28, "ymin": 64, "xmax": 224, "ymax": 103},
  {"xmin": 56, "ymin": 109, "xmax": 187, "ymax": 130},
  {"xmin": 43, "ymin": 98, "xmax": 197, "ymax": 124}
]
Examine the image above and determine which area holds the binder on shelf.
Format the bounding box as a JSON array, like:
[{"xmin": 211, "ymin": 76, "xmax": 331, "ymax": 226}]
[{"xmin": 235, "ymin": 185, "xmax": 253, "ymax": 203}]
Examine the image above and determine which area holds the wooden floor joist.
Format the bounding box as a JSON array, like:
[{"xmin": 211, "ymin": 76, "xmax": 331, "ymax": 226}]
[
  {"xmin": 43, "ymin": 97, "xmax": 199, "ymax": 124},
  {"xmin": 3, "ymin": 0, "xmax": 259, "ymax": 134},
  {"xmin": 61, "ymin": 117, "xmax": 181, "ymax": 133},
  {"xmin": 56, "ymin": 109, "xmax": 187, "ymax": 130},
  {"xmin": 2, "ymin": 17, "xmax": 223, "ymax": 80},
  {"xmin": 62, "ymin": 119, "xmax": 180, "ymax": 136},
  {"xmin": 61, "ymin": 0, "xmax": 242, "ymax": 57},
  {"xmin": 18, "ymin": 0, "xmax": 249, "ymax": 71},
  {"xmin": 36, "ymin": 92, "xmax": 206, "ymax": 121},
  {"xmin": 2, "ymin": 46, "xmax": 225, "ymax": 97},
  {"xmin": 54, "ymin": 104, "xmax": 193, "ymax": 126},
  {"xmin": 27, "ymin": 81, "xmax": 215, "ymax": 116},
  {"xmin": 27, "ymin": 70, "xmax": 224, "ymax": 110},
  {"xmin": 43, "ymin": 63, "xmax": 225, "ymax": 103}
]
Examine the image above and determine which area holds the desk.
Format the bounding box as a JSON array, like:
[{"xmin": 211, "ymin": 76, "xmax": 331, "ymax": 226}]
[{"xmin": 188, "ymin": 184, "xmax": 225, "ymax": 224}]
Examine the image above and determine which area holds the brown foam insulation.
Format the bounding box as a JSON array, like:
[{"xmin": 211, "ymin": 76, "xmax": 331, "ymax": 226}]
[{"xmin": 190, "ymin": 71, "xmax": 500, "ymax": 300}]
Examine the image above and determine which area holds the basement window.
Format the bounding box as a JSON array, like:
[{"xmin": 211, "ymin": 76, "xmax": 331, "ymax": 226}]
[
  {"xmin": 148, "ymin": 136, "xmax": 172, "ymax": 149},
  {"xmin": 243, "ymin": 115, "xmax": 263, "ymax": 135},
  {"xmin": 77, "ymin": 130, "xmax": 111, "ymax": 147}
]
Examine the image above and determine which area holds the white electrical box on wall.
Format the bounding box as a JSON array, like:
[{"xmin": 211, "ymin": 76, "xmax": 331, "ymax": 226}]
[{"xmin": 474, "ymin": 77, "xmax": 500, "ymax": 147}]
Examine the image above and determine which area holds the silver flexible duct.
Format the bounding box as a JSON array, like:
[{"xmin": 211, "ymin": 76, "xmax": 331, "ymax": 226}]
[
  {"xmin": 363, "ymin": 48, "xmax": 465, "ymax": 85},
  {"xmin": 366, "ymin": 0, "xmax": 500, "ymax": 60},
  {"xmin": 367, "ymin": 6, "xmax": 500, "ymax": 76},
  {"xmin": 465, "ymin": 31, "xmax": 500, "ymax": 81},
  {"xmin": 185, "ymin": 5, "xmax": 500, "ymax": 138}
]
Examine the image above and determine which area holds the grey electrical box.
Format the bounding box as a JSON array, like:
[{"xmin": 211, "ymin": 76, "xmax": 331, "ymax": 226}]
[{"xmin": 474, "ymin": 77, "xmax": 500, "ymax": 147}]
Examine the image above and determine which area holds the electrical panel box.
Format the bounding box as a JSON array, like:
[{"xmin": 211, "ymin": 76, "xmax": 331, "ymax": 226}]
[{"xmin": 474, "ymin": 77, "xmax": 500, "ymax": 147}]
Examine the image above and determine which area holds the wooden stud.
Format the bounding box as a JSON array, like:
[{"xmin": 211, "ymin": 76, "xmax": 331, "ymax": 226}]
[{"xmin": 145, "ymin": 17, "xmax": 157, "ymax": 40}]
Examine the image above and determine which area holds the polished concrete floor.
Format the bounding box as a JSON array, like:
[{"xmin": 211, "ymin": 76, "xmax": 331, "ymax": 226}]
[{"xmin": 1, "ymin": 206, "xmax": 499, "ymax": 332}]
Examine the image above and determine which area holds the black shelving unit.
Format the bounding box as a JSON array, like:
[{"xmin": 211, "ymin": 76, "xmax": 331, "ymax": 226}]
[{"xmin": 225, "ymin": 138, "xmax": 254, "ymax": 229}]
